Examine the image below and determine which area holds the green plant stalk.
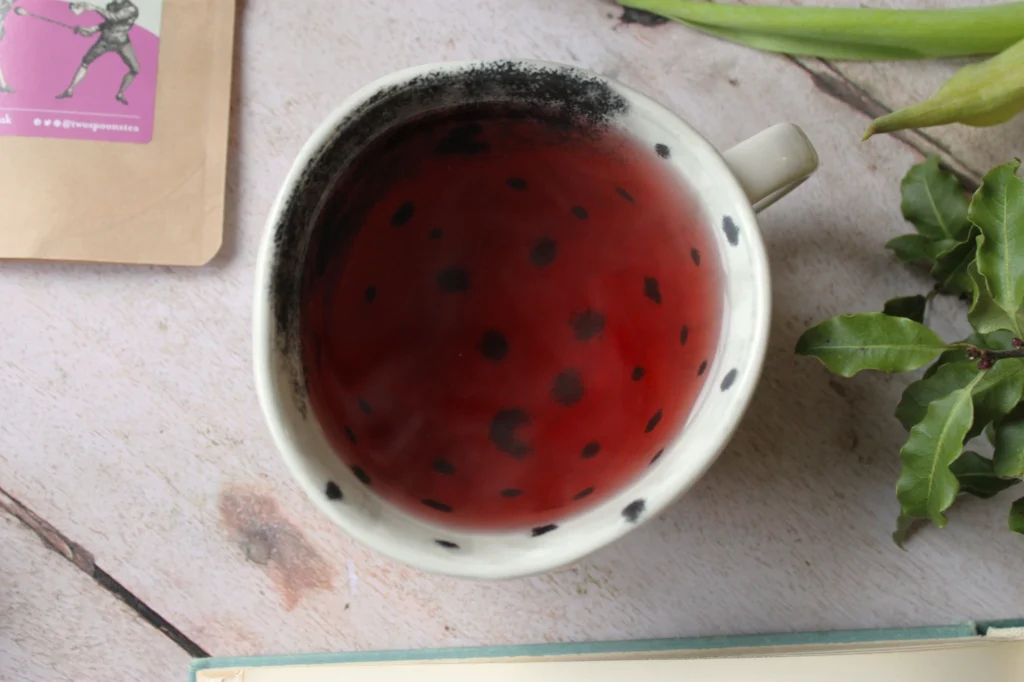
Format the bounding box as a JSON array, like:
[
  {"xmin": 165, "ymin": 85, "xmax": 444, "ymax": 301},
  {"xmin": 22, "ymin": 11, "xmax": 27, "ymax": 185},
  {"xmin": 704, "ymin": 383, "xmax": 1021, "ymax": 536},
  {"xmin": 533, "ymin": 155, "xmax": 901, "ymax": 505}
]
[
  {"xmin": 622, "ymin": 0, "xmax": 1024, "ymax": 59},
  {"xmin": 864, "ymin": 36, "xmax": 1024, "ymax": 137},
  {"xmin": 679, "ymin": 23, "xmax": 929, "ymax": 61}
]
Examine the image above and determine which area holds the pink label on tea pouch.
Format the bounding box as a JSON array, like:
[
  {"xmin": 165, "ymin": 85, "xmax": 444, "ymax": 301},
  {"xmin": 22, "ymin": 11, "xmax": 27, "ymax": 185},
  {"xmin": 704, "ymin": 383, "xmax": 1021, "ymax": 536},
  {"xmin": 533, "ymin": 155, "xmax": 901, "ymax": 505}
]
[{"xmin": 0, "ymin": 0, "xmax": 161, "ymax": 144}]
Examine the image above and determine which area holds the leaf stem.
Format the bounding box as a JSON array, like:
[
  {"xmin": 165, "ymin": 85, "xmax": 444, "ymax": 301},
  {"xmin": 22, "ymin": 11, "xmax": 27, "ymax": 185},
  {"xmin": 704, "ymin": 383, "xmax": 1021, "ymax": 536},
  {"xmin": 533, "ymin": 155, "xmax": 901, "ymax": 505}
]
[
  {"xmin": 986, "ymin": 349, "xmax": 1024, "ymax": 360},
  {"xmin": 966, "ymin": 343, "xmax": 1024, "ymax": 369}
]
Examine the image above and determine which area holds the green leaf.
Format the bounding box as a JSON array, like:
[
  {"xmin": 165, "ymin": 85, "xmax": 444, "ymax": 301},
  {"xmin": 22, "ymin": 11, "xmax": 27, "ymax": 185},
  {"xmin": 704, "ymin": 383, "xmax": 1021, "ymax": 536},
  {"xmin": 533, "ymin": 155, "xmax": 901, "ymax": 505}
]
[
  {"xmin": 951, "ymin": 451, "xmax": 1019, "ymax": 499},
  {"xmin": 908, "ymin": 358, "xmax": 1024, "ymax": 438},
  {"xmin": 896, "ymin": 361, "xmax": 978, "ymax": 430},
  {"xmin": 892, "ymin": 514, "xmax": 923, "ymax": 549},
  {"xmin": 993, "ymin": 404, "xmax": 1024, "ymax": 477},
  {"xmin": 882, "ymin": 295, "xmax": 927, "ymax": 323},
  {"xmin": 930, "ymin": 227, "xmax": 977, "ymax": 295},
  {"xmin": 967, "ymin": 260, "xmax": 1022, "ymax": 335},
  {"xmin": 984, "ymin": 330, "xmax": 1018, "ymax": 349},
  {"xmin": 971, "ymin": 160, "xmax": 1024, "ymax": 317},
  {"xmin": 886, "ymin": 234, "xmax": 935, "ymax": 264},
  {"xmin": 896, "ymin": 375, "xmax": 982, "ymax": 526},
  {"xmin": 923, "ymin": 348, "xmax": 965, "ymax": 379},
  {"xmin": 796, "ymin": 313, "xmax": 947, "ymax": 378},
  {"xmin": 970, "ymin": 358, "xmax": 1024, "ymax": 439},
  {"xmin": 1010, "ymin": 497, "xmax": 1024, "ymax": 534},
  {"xmin": 900, "ymin": 156, "xmax": 970, "ymax": 243}
]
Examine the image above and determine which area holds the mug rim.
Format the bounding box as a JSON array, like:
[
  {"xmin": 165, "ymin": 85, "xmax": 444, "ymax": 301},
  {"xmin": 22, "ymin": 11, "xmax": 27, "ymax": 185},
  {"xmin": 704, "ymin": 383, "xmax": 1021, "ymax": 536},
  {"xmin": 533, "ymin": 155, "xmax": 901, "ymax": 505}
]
[{"xmin": 253, "ymin": 59, "xmax": 772, "ymax": 578}]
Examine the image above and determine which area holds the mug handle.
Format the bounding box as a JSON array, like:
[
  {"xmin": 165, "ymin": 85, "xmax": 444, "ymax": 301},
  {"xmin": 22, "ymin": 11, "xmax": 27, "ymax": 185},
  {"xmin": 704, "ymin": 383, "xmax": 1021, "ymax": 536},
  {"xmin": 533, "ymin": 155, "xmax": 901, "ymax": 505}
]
[{"xmin": 721, "ymin": 123, "xmax": 819, "ymax": 214}]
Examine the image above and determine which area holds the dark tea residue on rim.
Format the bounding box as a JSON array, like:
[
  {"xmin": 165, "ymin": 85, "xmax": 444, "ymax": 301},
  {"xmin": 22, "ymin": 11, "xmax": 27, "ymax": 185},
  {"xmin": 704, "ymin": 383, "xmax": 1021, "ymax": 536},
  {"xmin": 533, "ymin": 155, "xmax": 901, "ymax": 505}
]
[{"xmin": 300, "ymin": 107, "xmax": 721, "ymax": 530}]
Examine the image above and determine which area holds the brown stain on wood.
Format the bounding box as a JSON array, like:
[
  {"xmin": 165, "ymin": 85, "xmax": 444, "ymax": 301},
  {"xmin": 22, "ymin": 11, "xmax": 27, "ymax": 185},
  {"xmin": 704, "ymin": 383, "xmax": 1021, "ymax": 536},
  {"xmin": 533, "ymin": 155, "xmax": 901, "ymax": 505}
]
[{"xmin": 219, "ymin": 488, "xmax": 335, "ymax": 610}]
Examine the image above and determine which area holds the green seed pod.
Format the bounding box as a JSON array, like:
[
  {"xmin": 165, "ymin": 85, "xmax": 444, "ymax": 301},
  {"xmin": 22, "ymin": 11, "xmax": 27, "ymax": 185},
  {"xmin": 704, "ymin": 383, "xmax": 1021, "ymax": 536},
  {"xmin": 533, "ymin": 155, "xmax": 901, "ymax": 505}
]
[{"xmin": 864, "ymin": 37, "xmax": 1024, "ymax": 137}]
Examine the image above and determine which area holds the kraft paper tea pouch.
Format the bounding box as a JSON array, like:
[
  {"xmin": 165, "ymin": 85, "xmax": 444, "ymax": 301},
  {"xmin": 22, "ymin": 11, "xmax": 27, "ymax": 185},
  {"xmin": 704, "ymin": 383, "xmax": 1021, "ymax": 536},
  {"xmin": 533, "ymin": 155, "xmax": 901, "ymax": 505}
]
[{"xmin": 0, "ymin": 0, "xmax": 235, "ymax": 265}]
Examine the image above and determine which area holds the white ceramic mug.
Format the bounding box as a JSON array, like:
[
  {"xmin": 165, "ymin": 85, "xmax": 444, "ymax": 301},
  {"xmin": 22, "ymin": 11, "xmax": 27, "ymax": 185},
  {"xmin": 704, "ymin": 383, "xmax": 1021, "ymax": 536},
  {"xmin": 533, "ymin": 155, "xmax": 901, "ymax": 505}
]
[{"xmin": 254, "ymin": 60, "xmax": 817, "ymax": 579}]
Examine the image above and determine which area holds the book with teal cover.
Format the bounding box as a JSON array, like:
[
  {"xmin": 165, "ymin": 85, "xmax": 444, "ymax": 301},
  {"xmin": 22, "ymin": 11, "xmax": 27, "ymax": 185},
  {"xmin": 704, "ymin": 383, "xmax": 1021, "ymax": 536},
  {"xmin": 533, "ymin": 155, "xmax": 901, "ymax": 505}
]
[{"xmin": 189, "ymin": 619, "xmax": 1023, "ymax": 680}]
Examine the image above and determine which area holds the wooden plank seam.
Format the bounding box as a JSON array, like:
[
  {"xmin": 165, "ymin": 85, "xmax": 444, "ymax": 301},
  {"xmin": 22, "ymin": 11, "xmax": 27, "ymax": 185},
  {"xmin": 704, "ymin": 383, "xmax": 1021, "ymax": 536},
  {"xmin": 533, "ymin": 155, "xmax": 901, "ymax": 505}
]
[{"xmin": 0, "ymin": 484, "xmax": 210, "ymax": 659}]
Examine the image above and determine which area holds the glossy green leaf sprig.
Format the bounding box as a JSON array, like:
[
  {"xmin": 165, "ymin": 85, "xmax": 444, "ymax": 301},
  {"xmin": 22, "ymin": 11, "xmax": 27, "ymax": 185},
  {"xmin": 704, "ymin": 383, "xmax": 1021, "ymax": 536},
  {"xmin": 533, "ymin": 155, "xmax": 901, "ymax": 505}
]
[{"xmin": 797, "ymin": 158, "xmax": 1024, "ymax": 540}]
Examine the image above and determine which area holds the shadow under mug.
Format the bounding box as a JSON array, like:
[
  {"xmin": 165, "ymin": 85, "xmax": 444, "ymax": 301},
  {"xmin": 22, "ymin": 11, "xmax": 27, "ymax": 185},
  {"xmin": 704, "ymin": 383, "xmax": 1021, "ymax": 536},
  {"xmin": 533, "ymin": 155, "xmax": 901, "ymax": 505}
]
[{"xmin": 254, "ymin": 60, "xmax": 818, "ymax": 579}]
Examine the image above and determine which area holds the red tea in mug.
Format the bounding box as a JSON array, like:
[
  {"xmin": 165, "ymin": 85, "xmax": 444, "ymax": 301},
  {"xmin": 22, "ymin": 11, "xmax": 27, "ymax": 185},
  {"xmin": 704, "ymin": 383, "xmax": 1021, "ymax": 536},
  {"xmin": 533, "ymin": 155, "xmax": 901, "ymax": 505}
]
[{"xmin": 300, "ymin": 107, "xmax": 721, "ymax": 530}]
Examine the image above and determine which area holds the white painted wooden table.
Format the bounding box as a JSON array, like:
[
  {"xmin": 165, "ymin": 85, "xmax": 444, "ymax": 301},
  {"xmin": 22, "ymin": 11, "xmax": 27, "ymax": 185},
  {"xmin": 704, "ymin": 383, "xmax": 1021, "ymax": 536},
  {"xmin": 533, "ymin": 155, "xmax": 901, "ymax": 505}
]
[{"xmin": 3, "ymin": 1, "xmax": 1024, "ymax": 680}]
